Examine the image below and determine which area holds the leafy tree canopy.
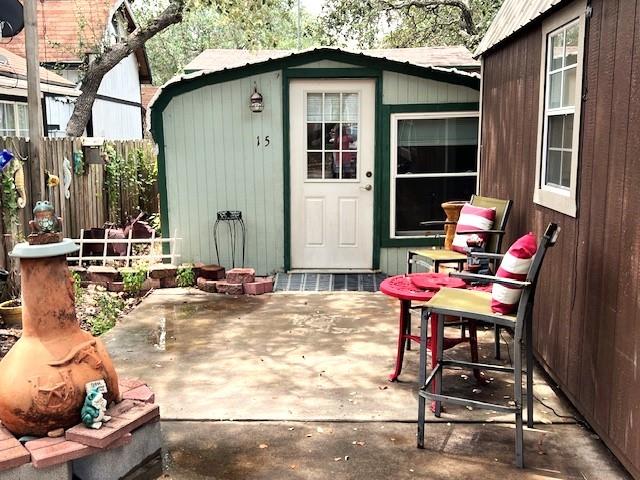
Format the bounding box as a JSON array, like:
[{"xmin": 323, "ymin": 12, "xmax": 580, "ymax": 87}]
[
  {"xmin": 317, "ymin": 0, "xmax": 503, "ymax": 50},
  {"xmin": 133, "ymin": 0, "xmax": 322, "ymax": 84}
]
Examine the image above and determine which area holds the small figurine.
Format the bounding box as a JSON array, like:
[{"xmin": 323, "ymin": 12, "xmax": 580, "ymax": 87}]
[
  {"xmin": 80, "ymin": 387, "xmax": 111, "ymax": 429},
  {"xmin": 63, "ymin": 158, "xmax": 72, "ymax": 199},
  {"xmin": 31, "ymin": 201, "xmax": 61, "ymax": 233}
]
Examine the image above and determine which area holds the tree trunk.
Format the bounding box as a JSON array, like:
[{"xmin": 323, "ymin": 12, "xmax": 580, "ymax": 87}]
[{"xmin": 65, "ymin": 0, "xmax": 187, "ymax": 137}]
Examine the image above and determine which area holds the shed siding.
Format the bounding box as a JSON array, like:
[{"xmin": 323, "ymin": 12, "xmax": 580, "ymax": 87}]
[
  {"xmin": 380, "ymin": 73, "xmax": 479, "ymax": 275},
  {"xmin": 382, "ymin": 72, "xmax": 479, "ymax": 104},
  {"xmin": 92, "ymin": 100, "xmax": 143, "ymax": 140},
  {"xmin": 160, "ymin": 60, "xmax": 478, "ymax": 275},
  {"xmin": 479, "ymin": 0, "xmax": 640, "ymax": 476},
  {"xmin": 163, "ymin": 71, "xmax": 284, "ymax": 274}
]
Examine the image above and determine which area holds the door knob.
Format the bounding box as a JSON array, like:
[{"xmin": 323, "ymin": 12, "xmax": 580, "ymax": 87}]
[{"xmin": 361, "ymin": 184, "xmax": 372, "ymax": 191}]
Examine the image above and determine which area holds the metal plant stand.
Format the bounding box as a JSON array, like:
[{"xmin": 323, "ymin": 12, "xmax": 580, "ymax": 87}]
[{"xmin": 213, "ymin": 210, "xmax": 246, "ymax": 268}]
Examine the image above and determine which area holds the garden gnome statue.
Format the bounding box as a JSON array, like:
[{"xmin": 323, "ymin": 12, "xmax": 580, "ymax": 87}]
[{"xmin": 0, "ymin": 210, "xmax": 119, "ymax": 436}]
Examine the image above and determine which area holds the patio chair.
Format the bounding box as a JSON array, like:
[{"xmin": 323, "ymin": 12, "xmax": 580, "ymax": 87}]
[
  {"xmin": 407, "ymin": 195, "xmax": 513, "ymax": 359},
  {"xmin": 416, "ymin": 223, "xmax": 559, "ymax": 468}
]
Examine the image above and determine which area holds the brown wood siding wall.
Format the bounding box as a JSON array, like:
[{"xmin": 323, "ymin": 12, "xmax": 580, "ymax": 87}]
[{"xmin": 480, "ymin": 0, "xmax": 640, "ymax": 477}]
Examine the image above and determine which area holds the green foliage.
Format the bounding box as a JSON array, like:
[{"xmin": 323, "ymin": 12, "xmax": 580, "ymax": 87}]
[
  {"xmin": 176, "ymin": 265, "xmax": 196, "ymax": 287},
  {"xmin": 104, "ymin": 143, "xmax": 158, "ymax": 225},
  {"xmin": 121, "ymin": 264, "xmax": 149, "ymax": 294},
  {"xmin": 319, "ymin": 0, "xmax": 504, "ymax": 50},
  {"xmin": 71, "ymin": 271, "xmax": 84, "ymax": 303},
  {"xmin": 133, "ymin": 0, "xmax": 322, "ymax": 84},
  {"xmin": 89, "ymin": 293, "xmax": 125, "ymax": 336},
  {"xmin": 1, "ymin": 167, "xmax": 19, "ymax": 234}
]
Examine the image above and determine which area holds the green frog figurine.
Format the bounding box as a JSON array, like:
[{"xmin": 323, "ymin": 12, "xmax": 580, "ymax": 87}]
[{"xmin": 81, "ymin": 387, "xmax": 111, "ymax": 429}]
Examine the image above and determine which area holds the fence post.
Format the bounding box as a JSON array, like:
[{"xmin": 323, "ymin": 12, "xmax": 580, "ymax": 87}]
[
  {"xmin": 78, "ymin": 229, "xmax": 84, "ymax": 268},
  {"xmin": 125, "ymin": 229, "xmax": 133, "ymax": 267},
  {"xmin": 102, "ymin": 228, "xmax": 109, "ymax": 266}
]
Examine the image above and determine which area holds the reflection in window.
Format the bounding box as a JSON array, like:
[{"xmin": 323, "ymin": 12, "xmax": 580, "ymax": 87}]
[
  {"xmin": 306, "ymin": 92, "xmax": 359, "ymax": 180},
  {"xmin": 392, "ymin": 115, "xmax": 478, "ymax": 237}
]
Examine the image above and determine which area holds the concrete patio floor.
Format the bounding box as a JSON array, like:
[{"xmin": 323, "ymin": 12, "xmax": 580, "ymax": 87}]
[{"xmin": 103, "ymin": 289, "xmax": 630, "ymax": 479}]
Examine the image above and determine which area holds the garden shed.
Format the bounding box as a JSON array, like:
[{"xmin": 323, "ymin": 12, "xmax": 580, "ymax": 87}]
[{"xmin": 149, "ymin": 47, "xmax": 480, "ymax": 275}]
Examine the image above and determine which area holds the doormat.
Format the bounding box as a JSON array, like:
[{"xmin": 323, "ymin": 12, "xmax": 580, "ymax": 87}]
[{"xmin": 274, "ymin": 273, "xmax": 387, "ymax": 292}]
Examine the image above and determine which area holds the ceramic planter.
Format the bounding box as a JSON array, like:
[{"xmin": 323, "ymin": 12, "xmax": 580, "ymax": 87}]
[{"xmin": 0, "ymin": 299, "xmax": 21, "ymax": 328}]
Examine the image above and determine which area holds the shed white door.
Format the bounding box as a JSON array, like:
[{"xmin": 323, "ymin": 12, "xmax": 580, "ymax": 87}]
[{"xmin": 290, "ymin": 79, "xmax": 375, "ymax": 269}]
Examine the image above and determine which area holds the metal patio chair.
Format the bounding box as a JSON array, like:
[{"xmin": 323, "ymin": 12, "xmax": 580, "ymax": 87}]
[
  {"xmin": 407, "ymin": 195, "xmax": 513, "ymax": 359},
  {"xmin": 416, "ymin": 223, "xmax": 560, "ymax": 468}
]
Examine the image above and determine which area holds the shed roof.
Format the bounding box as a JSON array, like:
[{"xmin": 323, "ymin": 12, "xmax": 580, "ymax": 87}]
[
  {"xmin": 2, "ymin": 0, "xmax": 152, "ymax": 82},
  {"xmin": 185, "ymin": 46, "xmax": 480, "ymax": 73},
  {"xmin": 475, "ymin": 0, "xmax": 568, "ymax": 57},
  {"xmin": 0, "ymin": 46, "xmax": 79, "ymax": 97}
]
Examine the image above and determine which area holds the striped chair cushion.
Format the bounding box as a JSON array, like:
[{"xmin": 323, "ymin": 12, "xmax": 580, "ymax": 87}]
[
  {"xmin": 451, "ymin": 204, "xmax": 496, "ymax": 253},
  {"xmin": 491, "ymin": 232, "xmax": 538, "ymax": 314}
]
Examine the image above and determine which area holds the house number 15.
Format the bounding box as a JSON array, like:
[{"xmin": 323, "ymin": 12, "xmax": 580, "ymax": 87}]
[{"xmin": 256, "ymin": 136, "xmax": 271, "ymax": 147}]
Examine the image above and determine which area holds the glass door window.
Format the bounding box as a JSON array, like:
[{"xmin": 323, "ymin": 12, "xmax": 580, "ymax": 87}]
[{"xmin": 306, "ymin": 92, "xmax": 359, "ymax": 180}]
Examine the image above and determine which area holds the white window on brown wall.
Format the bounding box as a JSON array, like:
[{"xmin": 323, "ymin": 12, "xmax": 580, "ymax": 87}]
[{"xmin": 534, "ymin": 0, "xmax": 587, "ymax": 217}]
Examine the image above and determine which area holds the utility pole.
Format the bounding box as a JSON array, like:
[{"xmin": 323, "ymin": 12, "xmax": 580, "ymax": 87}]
[{"xmin": 24, "ymin": 0, "xmax": 45, "ymax": 204}]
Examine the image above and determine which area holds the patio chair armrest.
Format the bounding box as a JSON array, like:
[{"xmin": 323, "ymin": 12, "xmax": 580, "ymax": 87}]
[
  {"xmin": 449, "ymin": 271, "xmax": 531, "ymax": 288},
  {"xmin": 455, "ymin": 229, "xmax": 506, "ymax": 235},
  {"xmin": 468, "ymin": 252, "xmax": 505, "ymax": 259}
]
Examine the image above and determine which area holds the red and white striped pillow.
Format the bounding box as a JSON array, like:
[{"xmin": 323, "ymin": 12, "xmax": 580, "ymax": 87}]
[
  {"xmin": 451, "ymin": 204, "xmax": 496, "ymax": 253},
  {"xmin": 491, "ymin": 232, "xmax": 538, "ymax": 314}
]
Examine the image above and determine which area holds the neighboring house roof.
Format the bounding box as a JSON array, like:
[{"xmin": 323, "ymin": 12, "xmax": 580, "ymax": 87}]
[
  {"xmin": 185, "ymin": 46, "xmax": 480, "ymax": 73},
  {"xmin": 475, "ymin": 0, "xmax": 567, "ymax": 57},
  {"xmin": 0, "ymin": 46, "xmax": 79, "ymax": 97},
  {"xmin": 1, "ymin": 0, "xmax": 152, "ymax": 82}
]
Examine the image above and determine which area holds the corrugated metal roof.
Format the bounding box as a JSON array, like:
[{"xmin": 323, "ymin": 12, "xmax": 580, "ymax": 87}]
[
  {"xmin": 149, "ymin": 46, "xmax": 480, "ymax": 127},
  {"xmin": 475, "ymin": 0, "xmax": 567, "ymax": 57},
  {"xmin": 185, "ymin": 46, "xmax": 480, "ymax": 73}
]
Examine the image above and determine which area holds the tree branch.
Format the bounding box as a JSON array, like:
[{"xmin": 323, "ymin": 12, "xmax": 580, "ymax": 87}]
[
  {"xmin": 65, "ymin": 0, "xmax": 187, "ymax": 137},
  {"xmin": 380, "ymin": 0, "xmax": 476, "ymax": 36}
]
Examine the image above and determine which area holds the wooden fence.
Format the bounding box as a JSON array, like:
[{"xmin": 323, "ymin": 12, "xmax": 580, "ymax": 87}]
[{"xmin": 0, "ymin": 137, "xmax": 158, "ymax": 271}]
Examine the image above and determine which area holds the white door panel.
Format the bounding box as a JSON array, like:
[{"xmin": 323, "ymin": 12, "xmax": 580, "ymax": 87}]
[{"xmin": 290, "ymin": 79, "xmax": 375, "ymax": 269}]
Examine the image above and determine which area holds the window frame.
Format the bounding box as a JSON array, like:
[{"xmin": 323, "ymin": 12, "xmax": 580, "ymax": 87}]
[
  {"xmin": 389, "ymin": 110, "xmax": 480, "ymax": 239},
  {"xmin": 0, "ymin": 100, "xmax": 29, "ymax": 137},
  {"xmin": 534, "ymin": 1, "xmax": 586, "ymax": 217}
]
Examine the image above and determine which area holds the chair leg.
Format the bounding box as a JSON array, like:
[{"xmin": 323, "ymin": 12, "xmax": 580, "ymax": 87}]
[
  {"xmin": 494, "ymin": 325, "xmax": 502, "ymax": 360},
  {"xmin": 526, "ymin": 318, "xmax": 534, "ymax": 428},
  {"xmin": 434, "ymin": 313, "xmax": 445, "ymax": 418},
  {"xmin": 514, "ymin": 337, "xmax": 524, "ymax": 468},
  {"xmin": 417, "ymin": 308, "xmax": 429, "ymax": 448}
]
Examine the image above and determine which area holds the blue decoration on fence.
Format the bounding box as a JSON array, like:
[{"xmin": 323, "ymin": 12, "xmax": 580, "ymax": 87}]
[{"xmin": 0, "ymin": 149, "xmax": 14, "ymax": 171}]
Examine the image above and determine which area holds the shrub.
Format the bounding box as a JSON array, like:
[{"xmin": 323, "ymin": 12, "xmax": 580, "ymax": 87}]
[
  {"xmin": 121, "ymin": 264, "xmax": 148, "ymax": 294},
  {"xmin": 176, "ymin": 265, "xmax": 195, "ymax": 287},
  {"xmin": 89, "ymin": 293, "xmax": 125, "ymax": 336}
]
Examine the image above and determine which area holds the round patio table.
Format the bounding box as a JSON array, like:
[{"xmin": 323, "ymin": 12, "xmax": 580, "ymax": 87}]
[{"xmin": 380, "ymin": 273, "xmax": 479, "ymax": 382}]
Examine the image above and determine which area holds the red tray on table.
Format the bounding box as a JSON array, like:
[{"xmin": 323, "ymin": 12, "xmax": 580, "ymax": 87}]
[{"xmin": 409, "ymin": 272, "xmax": 466, "ymax": 291}]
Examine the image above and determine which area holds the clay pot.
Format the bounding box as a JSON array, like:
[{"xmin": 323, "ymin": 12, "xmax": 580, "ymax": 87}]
[
  {"xmin": 441, "ymin": 201, "xmax": 466, "ymax": 251},
  {"xmin": 0, "ymin": 300, "xmax": 22, "ymax": 328},
  {"xmin": 0, "ymin": 252, "xmax": 119, "ymax": 436}
]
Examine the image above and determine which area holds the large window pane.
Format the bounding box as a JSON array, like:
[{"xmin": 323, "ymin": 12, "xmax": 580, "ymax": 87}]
[
  {"xmin": 307, "ymin": 94, "xmax": 322, "ymax": 121},
  {"xmin": 548, "ymin": 72, "xmax": 562, "ymax": 108},
  {"xmin": 396, "ymin": 117, "xmax": 478, "ymax": 174},
  {"xmin": 562, "ymin": 68, "xmax": 576, "ymax": 107},
  {"xmin": 545, "ymin": 150, "xmax": 562, "ymax": 187},
  {"xmin": 547, "ymin": 116, "xmax": 564, "ymax": 148},
  {"xmin": 341, "ymin": 93, "xmax": 358, "ymax": 122},
  {"xmin": 323, "ymin": 93, "xmax": 340, "ymax": 122},
  {"xmin": 565, "ymin": 23, "xmax": 579, "ymax": 66},
  {"xmin": 550, "ymin": 31, "xmax": 564, "ymax": 70},
  {"xmin": 395, "ymin": 176, "xmax": 476, "ymax": 234}
]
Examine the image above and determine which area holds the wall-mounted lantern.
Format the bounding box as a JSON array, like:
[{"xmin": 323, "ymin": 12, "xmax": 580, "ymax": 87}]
[{"xmin": 250, "ymin": 84, "xmax": 264, "ymax": 113}]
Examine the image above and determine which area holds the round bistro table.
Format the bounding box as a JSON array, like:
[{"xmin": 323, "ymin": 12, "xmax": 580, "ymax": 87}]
[{"xmin": 380, "ymin": 273, "xmax": 480, "ymax": 382}]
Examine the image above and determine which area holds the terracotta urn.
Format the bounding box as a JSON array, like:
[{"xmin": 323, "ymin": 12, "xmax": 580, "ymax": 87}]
[
  {"xmin": 0, "ymin": 239, "xmax": 119, "ymax": 436},
  {"xmin": 441, "ymin": 201, "xmax": 466, "ymax": 250}
]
